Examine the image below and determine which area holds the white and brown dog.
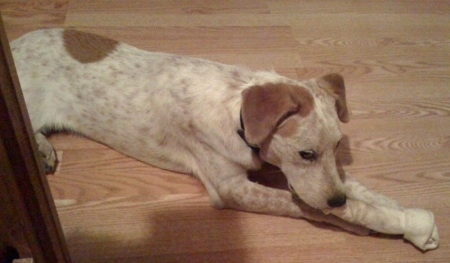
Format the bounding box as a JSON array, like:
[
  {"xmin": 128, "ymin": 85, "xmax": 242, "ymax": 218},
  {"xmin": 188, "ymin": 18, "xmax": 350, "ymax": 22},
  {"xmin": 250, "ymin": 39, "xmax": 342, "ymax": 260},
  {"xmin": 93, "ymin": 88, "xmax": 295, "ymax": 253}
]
[{"xmin": 11, "ymin": 29, "xmax": 440, "ymax": 248}]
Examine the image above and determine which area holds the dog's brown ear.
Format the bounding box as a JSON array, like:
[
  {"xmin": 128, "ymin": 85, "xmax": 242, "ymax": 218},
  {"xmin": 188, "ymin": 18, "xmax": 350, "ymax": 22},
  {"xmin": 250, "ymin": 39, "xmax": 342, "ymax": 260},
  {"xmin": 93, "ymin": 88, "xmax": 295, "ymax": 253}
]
[
  {"xmin": 317, "ymin": 73, "xmax": 349, "ymax": 123},
  {"xmin": 241, "ymin": 83, "xmax": 313, "ymax": 146}
]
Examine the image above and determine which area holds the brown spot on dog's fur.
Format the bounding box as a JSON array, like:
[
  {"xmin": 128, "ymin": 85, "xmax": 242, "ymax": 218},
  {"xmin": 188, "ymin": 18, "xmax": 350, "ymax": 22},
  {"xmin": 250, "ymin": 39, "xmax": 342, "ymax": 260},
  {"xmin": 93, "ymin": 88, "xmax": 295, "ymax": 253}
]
[
  {"xmin": 241, "ymin": 83, "xmax": 314, "ymax": 145},
  {"xmin": 63, "ymin": 29, "xmax": 119, "ymax": 63}
]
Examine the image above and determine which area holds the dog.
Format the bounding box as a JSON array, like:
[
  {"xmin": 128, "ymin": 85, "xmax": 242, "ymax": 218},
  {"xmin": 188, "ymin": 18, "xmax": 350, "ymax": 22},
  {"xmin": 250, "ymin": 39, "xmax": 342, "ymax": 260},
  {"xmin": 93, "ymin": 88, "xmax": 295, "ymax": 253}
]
[{"xmin": 12, "ymin": 28, "xmax": 374, "ymax": 235}]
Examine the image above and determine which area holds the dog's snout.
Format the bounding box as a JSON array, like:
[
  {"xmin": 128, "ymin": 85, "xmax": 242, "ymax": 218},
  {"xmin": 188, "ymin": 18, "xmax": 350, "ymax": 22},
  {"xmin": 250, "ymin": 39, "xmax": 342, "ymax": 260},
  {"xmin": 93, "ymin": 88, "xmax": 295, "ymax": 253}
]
[{"xmin": 327, "ymin": 194, "xmax": 347, "ymax": 208}]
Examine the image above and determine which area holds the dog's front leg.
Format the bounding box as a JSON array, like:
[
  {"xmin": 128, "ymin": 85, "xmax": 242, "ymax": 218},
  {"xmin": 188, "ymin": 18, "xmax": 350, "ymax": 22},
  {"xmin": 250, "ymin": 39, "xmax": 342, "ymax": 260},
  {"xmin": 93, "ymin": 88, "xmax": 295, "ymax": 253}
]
[
  {"xmin": 344, "ymin": 178, "xmax": 402, "ymax": 210},
  {"xmin": 214, "ymin": 174, "xmax": 370, "ymax": 236}
]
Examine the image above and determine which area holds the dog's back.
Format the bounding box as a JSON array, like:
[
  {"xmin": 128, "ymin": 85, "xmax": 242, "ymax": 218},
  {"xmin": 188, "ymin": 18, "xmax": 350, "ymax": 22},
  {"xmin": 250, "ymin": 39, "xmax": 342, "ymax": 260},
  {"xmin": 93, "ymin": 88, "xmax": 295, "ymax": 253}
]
[{"xmin": 12, "ymin": 28, "xmax": 265, "ymax": 173}]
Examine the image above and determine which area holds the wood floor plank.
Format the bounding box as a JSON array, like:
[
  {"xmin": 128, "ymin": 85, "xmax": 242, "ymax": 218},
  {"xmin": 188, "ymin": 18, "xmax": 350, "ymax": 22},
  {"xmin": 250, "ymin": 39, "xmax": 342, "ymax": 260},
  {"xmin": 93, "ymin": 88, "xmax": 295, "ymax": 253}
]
[
  {"xmin": 267, "ymin": 0, "xmax": 449, "ymax": 15},
  {"xmin": 68, "ymin": 0, "xmax": 271, "ymax": 15},
  {"xmin": 0, "ymin": 0, "xmax": 68, "ymax": 40}
]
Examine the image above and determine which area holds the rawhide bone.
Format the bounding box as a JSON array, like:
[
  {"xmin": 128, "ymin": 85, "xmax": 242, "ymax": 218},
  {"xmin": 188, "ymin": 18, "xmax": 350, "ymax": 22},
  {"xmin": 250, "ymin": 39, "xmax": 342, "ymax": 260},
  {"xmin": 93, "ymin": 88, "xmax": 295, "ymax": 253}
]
[{"xmin": 325, "ymin": 179, "xmax": 439, "ymax": 251}]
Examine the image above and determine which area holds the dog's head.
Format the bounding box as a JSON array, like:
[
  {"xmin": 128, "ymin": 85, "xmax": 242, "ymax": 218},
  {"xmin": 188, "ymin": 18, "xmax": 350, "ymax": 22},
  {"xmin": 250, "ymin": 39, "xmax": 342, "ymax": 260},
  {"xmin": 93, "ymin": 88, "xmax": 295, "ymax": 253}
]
[{"xmin": 241, "ymin": 73, "xmax": 349, "ymax": 210}]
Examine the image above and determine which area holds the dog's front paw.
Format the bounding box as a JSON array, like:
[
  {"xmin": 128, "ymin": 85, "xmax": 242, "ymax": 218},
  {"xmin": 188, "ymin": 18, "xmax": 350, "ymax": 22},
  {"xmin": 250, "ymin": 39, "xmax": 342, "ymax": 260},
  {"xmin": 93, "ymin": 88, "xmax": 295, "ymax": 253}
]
[{"xmin": 403, "ymin": 209, "xmax": 439, "ymax": 251}]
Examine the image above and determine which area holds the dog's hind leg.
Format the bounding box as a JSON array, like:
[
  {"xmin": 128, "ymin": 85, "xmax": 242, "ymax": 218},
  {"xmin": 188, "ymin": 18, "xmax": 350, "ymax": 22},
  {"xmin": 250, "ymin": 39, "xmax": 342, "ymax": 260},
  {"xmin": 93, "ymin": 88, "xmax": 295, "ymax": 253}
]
[{"xmin": 35, "ymin": 132, "xmax": 58, "ymax": 174}]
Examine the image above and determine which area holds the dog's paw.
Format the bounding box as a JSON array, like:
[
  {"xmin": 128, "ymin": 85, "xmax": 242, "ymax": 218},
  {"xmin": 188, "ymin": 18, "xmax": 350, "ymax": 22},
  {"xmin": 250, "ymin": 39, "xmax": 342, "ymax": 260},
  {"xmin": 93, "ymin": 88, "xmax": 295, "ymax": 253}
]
[
  {"xmin": 403, "ymin": 209, "xmax": 439, "ymax": 251},
  {"xmin": 35, "ymin": 133, "xmax": 58, "ymax": 174}
]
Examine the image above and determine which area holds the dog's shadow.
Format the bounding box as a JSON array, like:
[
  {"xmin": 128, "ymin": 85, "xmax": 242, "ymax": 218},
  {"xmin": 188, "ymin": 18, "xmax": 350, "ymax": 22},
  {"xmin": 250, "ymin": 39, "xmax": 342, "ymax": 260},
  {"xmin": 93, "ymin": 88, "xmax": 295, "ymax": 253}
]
[
  {"xmin": 64, "ymin": 206, "xmax": 250, "ymax": 262},
  {"xmin": 336, "ymin": 135, "xmax": 353, "ymax": 166}
]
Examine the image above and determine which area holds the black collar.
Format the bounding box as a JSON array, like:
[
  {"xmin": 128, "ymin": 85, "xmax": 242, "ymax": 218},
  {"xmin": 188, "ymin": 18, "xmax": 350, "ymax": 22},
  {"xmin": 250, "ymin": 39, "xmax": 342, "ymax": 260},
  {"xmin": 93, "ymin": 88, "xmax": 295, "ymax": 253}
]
[{"xmin": 237, "ymin": 110, "xmax": 260, "ymax": 155}]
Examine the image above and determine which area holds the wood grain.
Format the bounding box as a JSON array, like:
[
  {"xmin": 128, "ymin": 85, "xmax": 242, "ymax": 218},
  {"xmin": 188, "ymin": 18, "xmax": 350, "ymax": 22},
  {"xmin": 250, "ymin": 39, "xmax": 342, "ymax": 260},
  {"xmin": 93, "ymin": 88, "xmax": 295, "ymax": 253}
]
[{"xmin": 1, "ymin": 0, "xmax": 449, "ymax": 262}]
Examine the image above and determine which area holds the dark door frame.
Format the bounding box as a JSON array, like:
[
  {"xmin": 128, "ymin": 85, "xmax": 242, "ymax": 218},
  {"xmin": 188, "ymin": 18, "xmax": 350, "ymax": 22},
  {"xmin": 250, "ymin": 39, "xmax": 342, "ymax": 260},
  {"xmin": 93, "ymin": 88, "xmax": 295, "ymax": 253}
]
[{"xmin": 0, "ymin": 15, "xmax": 72, "ymax": 263}]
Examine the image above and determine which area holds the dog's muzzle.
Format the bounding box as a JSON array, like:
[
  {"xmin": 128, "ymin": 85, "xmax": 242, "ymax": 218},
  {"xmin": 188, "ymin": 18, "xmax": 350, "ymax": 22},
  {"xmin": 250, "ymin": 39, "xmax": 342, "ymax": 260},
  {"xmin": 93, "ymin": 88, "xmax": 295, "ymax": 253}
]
[{"xmin": 289, "ymin": 184, "xmax": 347, "ymax": 208}]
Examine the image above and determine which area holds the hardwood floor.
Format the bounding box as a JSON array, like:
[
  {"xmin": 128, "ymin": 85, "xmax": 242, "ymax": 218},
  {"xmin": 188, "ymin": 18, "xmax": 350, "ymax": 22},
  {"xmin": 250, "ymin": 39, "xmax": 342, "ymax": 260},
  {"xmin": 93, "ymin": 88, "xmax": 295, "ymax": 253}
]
[{"xmin": 2, "ymin": 1, "xmax": 449, "ymax": 262}]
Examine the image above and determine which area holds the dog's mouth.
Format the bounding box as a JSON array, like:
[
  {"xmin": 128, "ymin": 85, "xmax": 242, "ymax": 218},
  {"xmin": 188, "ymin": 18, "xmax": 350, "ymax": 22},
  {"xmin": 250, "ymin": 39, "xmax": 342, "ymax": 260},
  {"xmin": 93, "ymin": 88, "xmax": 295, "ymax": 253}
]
[
  {"xmin": 289, "ymin": 184, "xmax": 305, "ymax": 205},
  {"xmin": 288, "ymin": 184, "xmax": 332, "ymax": 214}
]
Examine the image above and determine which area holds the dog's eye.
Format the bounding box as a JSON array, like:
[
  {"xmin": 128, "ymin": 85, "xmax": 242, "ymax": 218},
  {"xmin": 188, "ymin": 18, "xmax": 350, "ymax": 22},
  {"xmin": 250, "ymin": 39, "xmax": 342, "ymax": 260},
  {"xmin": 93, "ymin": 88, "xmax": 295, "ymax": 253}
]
[{"xmin": 299, "ymin": 150, "xmax": 317, "ymax": 161}]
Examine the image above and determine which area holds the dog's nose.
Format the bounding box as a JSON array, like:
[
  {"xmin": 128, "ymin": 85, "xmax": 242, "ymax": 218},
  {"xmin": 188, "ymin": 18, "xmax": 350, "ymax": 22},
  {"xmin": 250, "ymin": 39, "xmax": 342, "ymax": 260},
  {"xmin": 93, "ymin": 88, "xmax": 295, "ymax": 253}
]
[{"xmin": 327, "ymin": 194, "xmax": 347, "ymax": 208}]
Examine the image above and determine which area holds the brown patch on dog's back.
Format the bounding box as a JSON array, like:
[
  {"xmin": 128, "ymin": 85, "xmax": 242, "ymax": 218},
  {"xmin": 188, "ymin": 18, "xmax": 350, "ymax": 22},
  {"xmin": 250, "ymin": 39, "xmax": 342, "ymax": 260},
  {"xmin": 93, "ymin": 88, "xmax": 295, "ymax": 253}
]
[{"xmin": 63, "ymin": 29, "xmax": 119, "ymax": 63}]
